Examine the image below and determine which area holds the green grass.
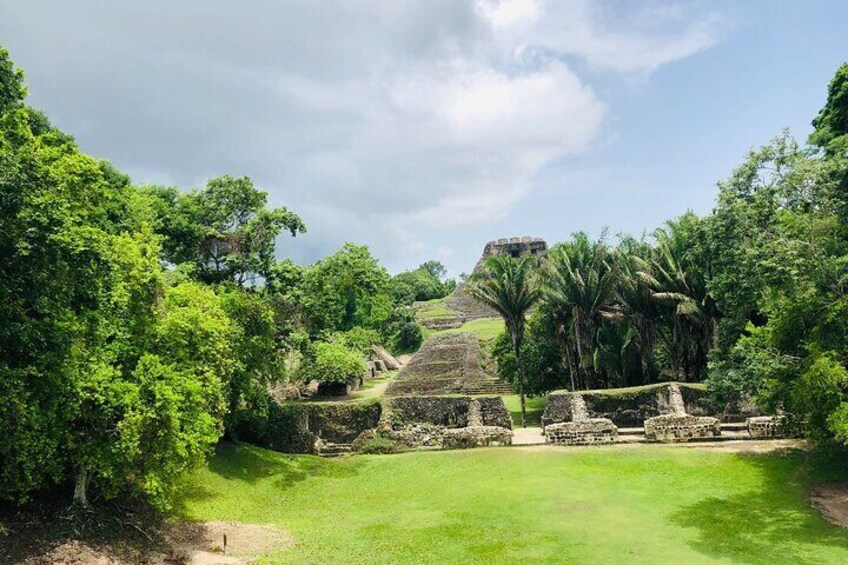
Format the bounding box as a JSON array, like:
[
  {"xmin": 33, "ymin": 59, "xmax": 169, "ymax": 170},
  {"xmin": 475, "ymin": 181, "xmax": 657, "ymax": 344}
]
[
  {"xmin": 437, "ymin": 317, "xmax": 504, "ymax": 343},
  {"xmin": 502, "ymin": 394, "xmax": 548, "ymax": 426},
  {"xmin": 175, "ymin": 443, "xmax": 848, "ymax": 564},
  {"xmin": 415, "ymin": 297, "xmax": 457, "ymax": 320}
]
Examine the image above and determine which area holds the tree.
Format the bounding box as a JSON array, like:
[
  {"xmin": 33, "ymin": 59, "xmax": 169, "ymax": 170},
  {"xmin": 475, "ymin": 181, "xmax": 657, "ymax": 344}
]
[
  {"xmin": 810, "ymin": 62, "xmax": 848, "ymax": 157},
  {"xmin": 390, "ymin": 260, "xmax": 455, "ymax": 305},
  {"xmin": 469, "ymin": 255, "xmax": 539, "ymax": 427},
  {"xmin": 0, "ymin": 47, "xmax": 227, "ymax": 509},
  {"xmin": 540, "ymin": 234, "xmax": 622, "ymax": 390},
  {"xmin": 146, "ymin": 175, "xmax": 306, "ymax": 285},
  {"xmin": 638, "ymin": 214, "xmax": 718, "ymax": 381},
  {"xmin": 300, "ymin": 243, "xmax": 393, "ymax": 334}
]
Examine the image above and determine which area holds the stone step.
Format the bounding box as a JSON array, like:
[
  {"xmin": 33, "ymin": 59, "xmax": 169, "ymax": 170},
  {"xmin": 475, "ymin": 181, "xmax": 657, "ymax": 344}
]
[
  {"xmin": 720, "ymin": 422, "xmax": 748, "ymax": 431},
  {"xmin": 318, "ymin": 443, "xmax": 353, "ymax": 457},
  {"xmin": 618, "ymin": 427, "xmax": 646, "ymax": 436}
]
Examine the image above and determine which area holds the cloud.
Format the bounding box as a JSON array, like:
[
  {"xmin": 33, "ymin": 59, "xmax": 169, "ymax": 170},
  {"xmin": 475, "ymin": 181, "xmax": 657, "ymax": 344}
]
[{"xmin": 0, "ymin": 0, "xmax": 724, "ymax": 273}]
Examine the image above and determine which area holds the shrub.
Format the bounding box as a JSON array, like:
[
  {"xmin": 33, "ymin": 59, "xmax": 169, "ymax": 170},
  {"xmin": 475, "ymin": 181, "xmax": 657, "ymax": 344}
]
[
  {"xmin": 308, "ymin": 341, "xmax": 366, "ymax": 384},
  {"xmin": 330, "ymin": 326, "xmax": 381, "ymax": 354}
]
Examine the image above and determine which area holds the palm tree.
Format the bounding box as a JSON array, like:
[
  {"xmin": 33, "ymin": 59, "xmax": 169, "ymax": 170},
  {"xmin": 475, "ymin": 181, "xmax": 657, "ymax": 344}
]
[
  {"xmin": 540, "ymin": 234, "xmax": 622, "ymax": 390},
  {"xmin": 637, "ymin": 215, "xmax": 718, "ymax": 380},
  {"xmin": 469, "ymin": 255, "xmax": 540, "ymax": 427}
]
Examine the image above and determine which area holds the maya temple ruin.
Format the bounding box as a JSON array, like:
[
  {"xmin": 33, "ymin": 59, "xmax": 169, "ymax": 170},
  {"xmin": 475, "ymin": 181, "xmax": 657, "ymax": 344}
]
[{"xmin": 242, "ymin": 236, "xmax": 792, "ymax": 457}]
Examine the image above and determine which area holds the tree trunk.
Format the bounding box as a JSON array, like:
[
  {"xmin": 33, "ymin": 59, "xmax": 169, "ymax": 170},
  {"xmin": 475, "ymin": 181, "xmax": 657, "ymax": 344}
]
[
  {"xmin": 73, "ymin": 464, "xmax": 91, "ymax": 508},
  {"xmin": 513, "ymin": 337, "xmax": 526, "ymax": 428}
]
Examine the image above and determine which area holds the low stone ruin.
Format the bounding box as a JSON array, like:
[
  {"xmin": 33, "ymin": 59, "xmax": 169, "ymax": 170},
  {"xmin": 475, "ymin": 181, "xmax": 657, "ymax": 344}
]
[
  {"xmin": 747, "ymin": 415, "xmax": 788, "ymax": 438},
  {"xmin": 643, "ymin": 385, "xmax": 721, "ymax": 443},
  {"xmin": 545, "ymin": 395, "xmax": 618, "ymax": 446},
  {"xmin": 357, "ymin": 395, "xmax": 513, "ymax": 452}
]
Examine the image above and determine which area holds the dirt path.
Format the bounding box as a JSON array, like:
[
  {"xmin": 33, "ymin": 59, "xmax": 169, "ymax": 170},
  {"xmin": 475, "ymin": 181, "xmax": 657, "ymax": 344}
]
[{"xmin": 512, "ymin": 427, "xmax": 545, "ymax": 445}]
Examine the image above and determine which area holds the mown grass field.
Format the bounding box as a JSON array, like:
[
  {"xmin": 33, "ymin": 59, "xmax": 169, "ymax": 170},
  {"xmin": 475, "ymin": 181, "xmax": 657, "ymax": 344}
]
[
  {"xmin": 502, "ymin": 394, "xmax": 548, "ymax": 426},
  {"xmin": 174, "ymin": 443, "xmax": 848, "ymax": 564}
]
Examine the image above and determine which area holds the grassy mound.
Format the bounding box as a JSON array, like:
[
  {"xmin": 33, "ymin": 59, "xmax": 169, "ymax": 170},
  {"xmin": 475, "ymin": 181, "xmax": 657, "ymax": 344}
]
[{"xmin": 174, "ymin": 443, "xmax": 848, "ymax": 564}]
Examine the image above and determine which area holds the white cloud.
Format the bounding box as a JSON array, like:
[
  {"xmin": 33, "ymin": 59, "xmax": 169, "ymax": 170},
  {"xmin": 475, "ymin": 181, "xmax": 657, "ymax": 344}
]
[{"xmin": 0, "ymin": 0, "xmax": 725, "ymax": 272}]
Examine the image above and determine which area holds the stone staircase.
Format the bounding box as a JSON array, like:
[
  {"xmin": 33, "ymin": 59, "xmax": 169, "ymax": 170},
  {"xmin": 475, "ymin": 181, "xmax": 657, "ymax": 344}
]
[
  {"xmin": 318, "ymin": 442, "xmax": 353, "ymax": 457},
  {"xmin": 461, "ymin": 379, "xmax": 514, "ymax": 395}
]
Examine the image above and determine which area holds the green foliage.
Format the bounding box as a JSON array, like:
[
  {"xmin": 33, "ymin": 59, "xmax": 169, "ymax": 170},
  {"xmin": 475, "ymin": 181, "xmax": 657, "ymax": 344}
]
[
  {"xmin": 389, "ymin": 316, "xmax": 423, "ymax": 353},
  {"xmin": 391, "ymin": 260, "xmax": 455, "ymax": 305},
  {"xmin": 145, "ymin": 175, "xmax": 306, "ymax": 285},
  {"xmin": 0, "ymin": 47, "xmax": 25, "ymax": 112},
  {"xmin": 469, "ymin": 254, "xmax": 540, "ymax": 426},
  {"xmin": 810, "ymin": 62, "xmax": 848, "ymax": 156},
  {"xmin": 300, "ymin": 243, "xmax": 392, "ymax": 334},
  {"xmin": 329, "ymin": 327, "xmax": 381, "ymax": 354},
  {"xmin": 307, "ymin": 341, "xmax": 367, "ymax": 384},
  {"xmin": 492, "ymin": 311, "xmax": 564, "ymax": 395}
]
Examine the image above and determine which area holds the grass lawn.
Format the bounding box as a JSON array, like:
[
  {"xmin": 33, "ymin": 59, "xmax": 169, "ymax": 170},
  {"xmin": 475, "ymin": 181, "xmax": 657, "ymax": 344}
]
[
  {"xmin": 174, "ymin": 443, "xmax": 848, "ymax": 564},
  {"xmin": 438, "ymin": 316, "xmax": 504, "ymax": 343},
  {"xmin": 415, "ymin": 297, "xmax": 457, "ymax": 320},
  {"xmin": 502, "ymin": 394, "xmax": 548, "ymax": 426}
]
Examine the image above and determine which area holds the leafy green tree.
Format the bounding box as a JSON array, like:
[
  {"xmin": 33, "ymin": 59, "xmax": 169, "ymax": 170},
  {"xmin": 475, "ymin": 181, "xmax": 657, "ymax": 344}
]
[
  {"xmin": 638, "ymin": 214, "xmax": 718, "ymax": 381},
  {"xmin": 810, "ymin": 62, "xmax": 848, "ymax": 157},
  {"xmin": 146, "ymin": 175, "xmax": 306, "ymax": 285},
  {"xmin": 0, "ymin": 48, "xmax": 228, "ymax": 508},
  {"xmin": 218, "ymin": 286, "xmax": 283, "ymax": 436},
  {"xmin": 470, "ymin": 255, "xmax": 540, "ymax": 427},
  {"xmin": 300, "ymin": 243, "xmax": 393, "ymax": 334},
  {"xmin": 390, "ymin": 260, "xmax": 456, "ymax": 305}
]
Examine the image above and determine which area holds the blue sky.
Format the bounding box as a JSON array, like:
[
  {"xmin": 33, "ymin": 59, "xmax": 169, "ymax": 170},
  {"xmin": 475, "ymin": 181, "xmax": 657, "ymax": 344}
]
[{"xmin": 1, "ymin": 1, "xmax": 846, "ymax": 276}]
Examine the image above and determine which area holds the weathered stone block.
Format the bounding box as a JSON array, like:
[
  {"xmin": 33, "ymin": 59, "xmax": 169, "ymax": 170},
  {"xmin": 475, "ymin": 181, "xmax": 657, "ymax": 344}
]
[
  {"xmin": 442, "ymin": 426, "xmax": 513, "ymax": 449},
  {"xmin": 644, "ymin": 414, "xmax": 720, "ymax": 443},
  {"xmin": 747, "ymin": 415, "xmax": 787, "ymax": 438},
  {"xmin": 545, "ymin": 419, "xmax": 618, "ymax": 446}
]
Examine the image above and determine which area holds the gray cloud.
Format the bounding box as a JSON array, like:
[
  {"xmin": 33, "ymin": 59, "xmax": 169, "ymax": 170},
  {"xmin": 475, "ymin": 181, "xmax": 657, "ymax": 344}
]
[{"xmin": 0, "ymin": 0, "xmax": 722, "ymax": 273}]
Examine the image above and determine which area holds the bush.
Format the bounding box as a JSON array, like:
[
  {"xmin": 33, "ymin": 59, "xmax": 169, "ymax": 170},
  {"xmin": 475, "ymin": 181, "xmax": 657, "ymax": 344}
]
[
  {"xmin": 308, "ymin": 341, "xmax": 366, "ymax": 384},
  {"xmin": 391, "ymin": 319, "xmax": 423, "ymax": 353},
  {"xmin": 330, "ymin": 326, "xmax": 381, "ymax": 354}
]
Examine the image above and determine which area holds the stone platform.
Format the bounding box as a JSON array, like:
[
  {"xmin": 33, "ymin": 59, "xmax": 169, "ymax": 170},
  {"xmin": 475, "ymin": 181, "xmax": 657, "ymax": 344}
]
[
  {"xmin": 545, "ymin": 419, "xmax": 618, "ymax": 446},
  {"xmin": 747, "ymin": 415, "xmax": 788, "ymax": 438},
  {"xmin": 644, "ymin": 414, "xmax": 721, "ymax": 442}
]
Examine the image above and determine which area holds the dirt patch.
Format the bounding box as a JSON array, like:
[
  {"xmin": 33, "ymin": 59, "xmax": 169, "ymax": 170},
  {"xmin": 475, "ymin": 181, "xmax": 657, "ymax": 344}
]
[
  {"xmin": 810, "ymin": 483, "xmax": 848, "ymax": 528},
  {"xmin": 10, "ymin": 521, "xmax": 291, "ymax": 564},
  {"xmin": 22, "ymin": 540, "xmax": 119, "ymax": 564}
]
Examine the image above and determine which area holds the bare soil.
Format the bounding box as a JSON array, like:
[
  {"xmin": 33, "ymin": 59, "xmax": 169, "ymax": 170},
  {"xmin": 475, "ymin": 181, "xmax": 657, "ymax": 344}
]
[
  {"xmin": 1, "ymin": 504, "xmax": 291, "ymax": 565},
  {"xmin": 809, "ymin": 483, "xmax": 848, "ymax": 528}
]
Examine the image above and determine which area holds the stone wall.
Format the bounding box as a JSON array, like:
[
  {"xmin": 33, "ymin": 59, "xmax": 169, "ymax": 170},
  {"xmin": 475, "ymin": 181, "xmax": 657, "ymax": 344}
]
[
  {"xmin": 542, "ymin": 383, "xmax": 715, "ymax": 428},
  {"xmin": 643, "ymin": 414, "xmax": 721, "ymax": 443},
  {"xmin": 385, "ymin": 395, "xmax": 512, "ymax": 429},
  {"xmin": 237, "ymin": 399, "xmax": 382, "ymax": 454},
  {"xmin": 545, "ymin": 420, "xmax": 618, "ymax": 446},
  {"xmin": 747, "ymin": 416, "xmax": 788, "ymax": 438}
]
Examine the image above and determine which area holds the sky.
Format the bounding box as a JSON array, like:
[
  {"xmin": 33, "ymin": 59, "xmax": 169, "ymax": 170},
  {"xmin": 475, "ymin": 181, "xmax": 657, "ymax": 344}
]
[{"xmin": 2, "ymin": 0, "xmax": 847, "ymax": 276}]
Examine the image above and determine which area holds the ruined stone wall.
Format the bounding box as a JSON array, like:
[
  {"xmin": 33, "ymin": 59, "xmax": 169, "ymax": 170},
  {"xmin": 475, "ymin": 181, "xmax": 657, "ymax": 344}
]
[
  {"xmin": 747, "ymin": 416, "xmax": 789, "ymax": 438},
  {"xmin": 545, "ymin": 420, "xmax": 618, "ymax": 446},
  {"xmin": 542, "ymin": 383, "xmax": 714, "ymax": 428},
  {"xmin": 480, "ymin": 236, "xmax": 547, "ymax": 264},
  {"xmin": 386, "ymin": 395, "xmax": 512, "ymax": 429},
  {"xmin": 644, "ymin": 414, "xmax": 721, "ymax": 442},
  {"xmin": 237, "ymin": 399, "xmax": 382, "ymax": 454}
]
